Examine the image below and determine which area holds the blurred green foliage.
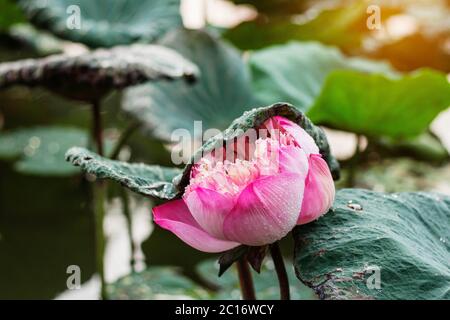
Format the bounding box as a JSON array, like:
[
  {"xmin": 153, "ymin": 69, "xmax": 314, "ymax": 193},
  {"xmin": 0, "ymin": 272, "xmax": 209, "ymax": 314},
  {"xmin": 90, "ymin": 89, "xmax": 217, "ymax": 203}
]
[
  {"xmin": 0, "ymin": 0, "xmax": 449, "ymax": 300},
  {"xmin": 248, "ymin": 41, "xmax": 394, "ymax": 112},
  {"xmin": 0, "ymin": 0, "xmax": 26, "ymax": 31},
  {"xmin": 308, "ymin": 70, "xmax": 450, "ymax": 138},
  {"xmin": 18, "ymin": 0, "xmax": 182, "ymax": 47}
]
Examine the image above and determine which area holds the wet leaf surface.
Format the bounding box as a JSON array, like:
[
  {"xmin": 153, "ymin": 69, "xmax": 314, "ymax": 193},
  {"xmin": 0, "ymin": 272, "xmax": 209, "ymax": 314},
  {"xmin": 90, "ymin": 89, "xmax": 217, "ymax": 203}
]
[
  {"xmin": 294, "ymin": 189, "xmax": 450, "ymax": 300},
  {"xmin": 65, "ymin": 147, "xmax": 182, "ymax": 199}
]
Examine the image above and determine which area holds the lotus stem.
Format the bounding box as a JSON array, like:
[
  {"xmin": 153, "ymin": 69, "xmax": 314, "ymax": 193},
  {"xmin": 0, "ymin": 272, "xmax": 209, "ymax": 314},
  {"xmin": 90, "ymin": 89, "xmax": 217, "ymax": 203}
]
[
  {"xmin": 236, "ymin": 258, "xmax": 256, "ymax": 300},
  {"xmin": 93, "ymin": 181, "xmax": 107, "ymax": 299},
  {"xmin": 91, "ymin": 99, "xmax": 107, "ymax": 299},
  {"xmin": 201, "ymin": 0, "xmax": 208, "ymax": 27},
  {"xmin": 347, "ymin": 134, "xmax": 363, "ymax": 187},
  {"xmin": 120, "ymin": 188, "xmax": 136, "ymax": 271},
  {"xmin": 270, "ymin": 242, "xmax": 290, "ymax": 300},
  {"xmin": 0, "ymin": 110, "xmax": 4, "ymax": 130},
  {"xmin": 111, "ymin": 123, "xmax": 140, "ymax": 272},
  {"xmin": 109, "ymin": 122, "xmax": 140, "ymax": 160},
  {"xmin": 92, "ymin": 100, "xmax": 103, "ymax": 156}
]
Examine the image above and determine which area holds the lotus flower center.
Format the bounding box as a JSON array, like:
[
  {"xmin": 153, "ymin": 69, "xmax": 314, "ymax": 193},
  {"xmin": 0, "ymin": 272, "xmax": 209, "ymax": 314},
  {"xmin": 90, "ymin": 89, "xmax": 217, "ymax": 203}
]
[{"xmin": 186, "ymin": 133, "xmax": 295, "ymax": 196}]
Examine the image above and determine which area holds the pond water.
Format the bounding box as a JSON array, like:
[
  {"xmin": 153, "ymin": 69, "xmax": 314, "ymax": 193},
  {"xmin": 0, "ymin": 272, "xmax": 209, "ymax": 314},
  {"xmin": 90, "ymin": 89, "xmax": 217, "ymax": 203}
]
[
  {"xmin": 0, "ymin": 76, "xmax": 207, "ymax": 298},
  {"xmin": 1, "ymin": 39, "xmax": 448, "ymax": 300},
  {"xmin": 0, "ymin": 45, "xmax": 295, "ymax": 298},
  {"xmin": 0, "ymin": 161, "xmax": 294, "ymax": 299}
]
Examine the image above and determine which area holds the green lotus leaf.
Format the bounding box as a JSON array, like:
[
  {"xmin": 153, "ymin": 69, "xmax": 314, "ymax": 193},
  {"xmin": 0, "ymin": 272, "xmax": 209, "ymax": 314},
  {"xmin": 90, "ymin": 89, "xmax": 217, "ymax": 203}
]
[
  {"xmin": 67, "ymin": 103, "xmax": 339, "ymax": 199},
  {"xmin": 65, "ymin": 147, "xmax": 181, "ymax": 200},
  {"xmin": 122, "ymin": 28, "xmax": 258, "ymax": 141},
  {"xmin": 249, "ymin": 41, "xmax": 394, "ymax": 112},
  {"xmin": 0, "ymin": 44, "xmax": 198, "ymax": 101},
  {"xmin": 225, "ymin": 1, "xmax": 375, "ymax": 51},
  {"xmin": 372, "ymin": 132, "xmax": 449, "ymax": 163},
  {"xmin": 107, "ymin": 267, "xmax": 210, "ymax": 300},
  {"xmin": 308, "ymin": 69, "xmax": 450, "ymax": 139},
  {"xmin": 6, "ymin": 23, "xmax": 64, "ymax": 56},
  {"xmin": 0, "ymin": 0, "xmax": 26, "ymax": 30},
  {"xmin": 228, "ymin": 0, "xmax": 310, "ymax": 15},
  {"xmin": 18, "ymin": 0, "xmax": 182, "ymax": 47},
  {"xmin": 176, "ymin": 103, "xmax": 340, "ymax": 190},
  {"xmin": 294, "ymin": 189, "xmax": 450, "ymax": 300}
]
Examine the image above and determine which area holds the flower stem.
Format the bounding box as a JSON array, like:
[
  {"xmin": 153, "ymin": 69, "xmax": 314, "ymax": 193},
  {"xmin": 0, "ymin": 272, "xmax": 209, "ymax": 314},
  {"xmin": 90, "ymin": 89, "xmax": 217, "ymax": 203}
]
[
  {"xmin": 92, "ymin": 100, "xmax": 103, "ymax": 156},
  {"xmin": 270, "ymin": 242, "xmax": 290, "ymax": 300},
  {"xmin": 120, "ymin": 188, "xmax": 136, "ymax": 271},
  {"xmin": 347, "ymin": 134, "xmax": 363, "ymax": 187},
  {"xmin": 109, "ymin": 122, "xmax": 140, "ymax": 160},
  {"xmin": 91, "ymin": 99, "xmax": 106, "ymax": 299},
  {"xmin": 236, "ymin": 258, "xmax": 256, "ymax": 300},
  {"xmin": 93, "ymin": 181, "xmax": 107, "ymax": 299}
]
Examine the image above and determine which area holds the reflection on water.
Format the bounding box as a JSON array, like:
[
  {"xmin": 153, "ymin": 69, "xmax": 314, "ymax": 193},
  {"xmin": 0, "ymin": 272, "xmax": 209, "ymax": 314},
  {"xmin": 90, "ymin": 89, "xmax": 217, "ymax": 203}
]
[
  {"xmin": 0, "ymin": 159, "xmax": 294, "ymax": 299},
  {"xmin": 0, "ymin": 164, "xmax": 204, "ymax": 299},
  {"xmin": 0, "ymin": 165, "xmax": 96, "ymax": 299},
  {"xmin": 2, "ymin": 25, "xmax": 447, "ymax": 299},
  {"xmin": 56, "ymin": 196, "xmax": 154, "ymax": 299},
  {"xmin": 0, "ymin": 76, "xmax": 201, "ymax": 299},
  {"xmin": 0, "ymin": 44, "xmax": 187, "ymax": 298}
]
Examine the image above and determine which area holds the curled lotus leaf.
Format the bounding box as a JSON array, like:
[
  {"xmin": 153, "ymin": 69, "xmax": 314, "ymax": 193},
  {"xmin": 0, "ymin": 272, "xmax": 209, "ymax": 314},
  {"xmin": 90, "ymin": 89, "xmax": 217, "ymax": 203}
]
[
  {"xmin": 65, "ymin": 147, "xmax": 181, "ymax": 200},
  {"xmin": 66, "ymin": 103, "xmax": 340, "ymax": 199},
  {"xmin": 176, "ymin": 103, "xmax": 340, "ymax": 192},
  {"xmin": 0, "ymin": 44, "xmax": 198, "ymax": 101}
]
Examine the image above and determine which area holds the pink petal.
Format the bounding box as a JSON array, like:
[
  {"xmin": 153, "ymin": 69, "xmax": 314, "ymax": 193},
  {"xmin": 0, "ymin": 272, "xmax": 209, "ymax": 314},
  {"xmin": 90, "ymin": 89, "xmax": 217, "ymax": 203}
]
[
  {"xmin": 297, "ymin": 154, "xmax": 335, "ymax": 225},
  {"xmin": 184, "ymin": 187, "xmax": 235, "ymax": 239},
  {"xmin": 273, "ymin": 116, "xmax": 320, "ymax": 155},
  {"xmin": 223, "ymin": 173, "xmax": 304, "ymax": 246},
  {"xmin": 153, "ymin": 199, "xmax": 239, "ymax": 253},
  {"xmin": 233, "ymin": 131, "xmax": 255, "ymax": 161},
  {"xmin": 278, "ymin": 145, "xmax": 309, "ymax": 176}
]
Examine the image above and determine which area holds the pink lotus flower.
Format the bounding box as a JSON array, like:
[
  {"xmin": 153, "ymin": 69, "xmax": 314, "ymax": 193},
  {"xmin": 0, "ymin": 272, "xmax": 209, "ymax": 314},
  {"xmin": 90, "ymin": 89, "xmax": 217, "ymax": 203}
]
[{"xmin": 153, "ymin": 116, "xmax": 335, "ymax": 252}]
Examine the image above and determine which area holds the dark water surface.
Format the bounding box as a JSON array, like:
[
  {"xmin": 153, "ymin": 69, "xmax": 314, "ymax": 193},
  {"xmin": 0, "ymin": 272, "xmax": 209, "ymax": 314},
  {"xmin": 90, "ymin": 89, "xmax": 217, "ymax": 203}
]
[{"xmin": 0, "ymin": 45, "xmax": 296, "ymax": 299}]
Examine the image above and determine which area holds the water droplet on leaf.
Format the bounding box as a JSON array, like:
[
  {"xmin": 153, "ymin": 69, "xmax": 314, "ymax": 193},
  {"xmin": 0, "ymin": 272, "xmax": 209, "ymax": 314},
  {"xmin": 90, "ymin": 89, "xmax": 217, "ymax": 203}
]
[
  {"xmin": 28, "ymin": 136, "xmax": 41, "ymax": 149},
  {"xmin": 23, "ymin": 145, "xmax": 35, "ymax": 157},
  {"xmin": 347, "ymin": 201, "xmax": 363, "ymax": 211}
]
